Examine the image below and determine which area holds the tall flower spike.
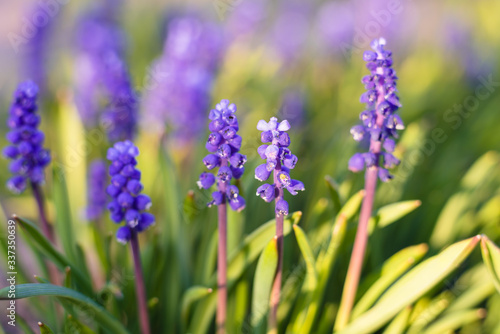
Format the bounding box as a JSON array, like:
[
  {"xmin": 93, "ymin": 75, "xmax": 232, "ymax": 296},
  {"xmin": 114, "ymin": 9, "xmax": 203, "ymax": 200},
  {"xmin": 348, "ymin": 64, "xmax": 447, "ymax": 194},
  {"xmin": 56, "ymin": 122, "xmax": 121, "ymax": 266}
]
[
  {"xmin": 336, "ymin": 38, "xmax": 404, "ymax": 331},
  {"xmin": 255, "ymin": 116, "xmax": 304, "ymax": 332},
  {"xmin": 198, "ymin": 99, "xmax": 246, "ymax": 212},
  {"xmin": 106, "ymin": 141, "xmax": 154, "ymax": 243},
  {"xmin": 3, "ymin": 81, "xmax": 51, "ymax": 194},
  {"xmin": 348, "ymin": 37, "xmax": 403, "ymax": 181}
]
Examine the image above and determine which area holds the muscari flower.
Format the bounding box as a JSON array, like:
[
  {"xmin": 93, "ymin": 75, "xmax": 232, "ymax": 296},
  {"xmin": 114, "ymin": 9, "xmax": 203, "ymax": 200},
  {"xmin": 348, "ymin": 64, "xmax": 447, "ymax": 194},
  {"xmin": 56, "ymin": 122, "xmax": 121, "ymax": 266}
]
[
  {"xmin": 106, "ymin": 141, "xmax": 154, "ymax": 244},
  {"xmin": 3, "ymin": 81, "xmax": 51, "ymax": 194},
  {"xmin": 143, "ymin": 13, "xmax": 224, "ymax": 141},
  {"xmin": 348, "ymin": 38, "xmax": 404, "ymax": 182},
  {"xmin": 85, "ymin": 159, "xmax": 108, "ymax": 220},
  {"xmin": 197, "ymin": 99, "xmax": 246, "ymax": 212},
  {"xmin": 255, "ymin": 117, "xmax": 304, "ymax": 216}
]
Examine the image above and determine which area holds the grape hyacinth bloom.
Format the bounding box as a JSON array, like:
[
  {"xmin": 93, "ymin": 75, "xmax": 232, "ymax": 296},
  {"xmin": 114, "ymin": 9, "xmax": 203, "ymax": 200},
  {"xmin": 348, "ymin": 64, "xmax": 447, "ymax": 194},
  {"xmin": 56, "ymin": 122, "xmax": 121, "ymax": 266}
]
[
  {"xmin": 142, "ymin": 13, "xmax": 224, "ymax": 143},
  {"xmin": 197, "ymin": 99, "xmax": 245, "ymax": 334},
  {"xmin": 255, "ymin": 116, "xmax": 304, "ymax": 330},
  {"xmin": 85, "ymin": 160, "xmax": 108, "ymax": 221},
  {"xmin": 106, "ymin": 140, "xmax": 152, "ymax": 334},
  {"xmin": 337, "ymin": 38, "xmax": 404, "ymax": 330},
  {"xmin": 3, "ymin": 81, "xmax": 51, "ymax": 194},
  {"xmin": 3, "ymin": 80, "xmax": 56, "ymax": 288}
]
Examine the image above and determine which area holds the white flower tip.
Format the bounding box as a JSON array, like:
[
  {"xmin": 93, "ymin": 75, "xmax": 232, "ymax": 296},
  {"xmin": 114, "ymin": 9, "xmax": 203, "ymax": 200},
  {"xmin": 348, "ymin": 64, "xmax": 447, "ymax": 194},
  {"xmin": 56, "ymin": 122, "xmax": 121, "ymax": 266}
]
[
  {"xmin": 257, "ymin": 120, "xmax": 269, "ymax": 131},
  {"xmin": 278, "ymin": 120, "xmax": 291, "ymax": 131}
]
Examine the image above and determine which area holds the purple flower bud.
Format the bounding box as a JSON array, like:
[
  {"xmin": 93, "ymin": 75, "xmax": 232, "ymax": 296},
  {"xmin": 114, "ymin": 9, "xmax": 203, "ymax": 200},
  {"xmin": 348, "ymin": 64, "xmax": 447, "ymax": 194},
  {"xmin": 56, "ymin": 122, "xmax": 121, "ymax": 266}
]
[
  {"xmin": 231, "ymin": 166, "xmax": 245, "ymax": 180},
  {"xmin": 255, "ymin": 164, "xmax": 272, "ymax": 182},
  {"xmin": 229, "ymin": 195, "xmax": 246, "ymax": 212},
  {"xmin": 116, "ymin": 226, "xmax": 132, "ymax": 244},
  {"xmin": 197, "ymin": 172, "xmax": 216, "ymax": 189},
  {"xmin": 350, "ymin": 125, "xmax": 365, "ymax": 142},
  {"xmin": 217, "ymin": 166, "xmax": 232, "ymax": 182},
  {"xmin": 382, "ymin": 152, "xmax": 400, "ymax": 168},
  {"xmin": 208, "ymin": 191, "xmax": 224, "ymax": 207},
  {"xmin": 283, "ymin": 154, "xmax": 298, "ymax": 169},
  {"xmin": 258, "ymin": 145, "xmax": 268, "ymax": 159},
  {"xmin": 256, "ymin": 183, "xmax": 275, "ymax": 202},
  {"xmin": 117, "ymin": 192, "xmax": 134, "ymax": 208},
  {"xmin": 217, "ymin": 144, "xmax": 232, "ymax": 159},
  {"xmin": 203, "ymin": 154, "xmax": 220, "ymax": 170},
  {"xmin": 261, "ymin": 131, "xmax": 273, "ymax": 143},
  {"xmin": 111, "ymin": 175, "xmax": 127, "ymax": 188},
  {"xmin": 277, "ymin": 171, "xmax": 292, "ymax": 188},
  {"xmin": 125, "ymin": 209, "xmax": 141, "ymax": 227},
  {"xmin": 378, "ymin": 168, "xmax": 393, "ymax": 182},
  {"xmin": 349, "ymin": 153, "xmax": 365, "ymax": 172},
  {"xmin": 286, "ymin": 179, "xmax": 305, "ymax": 195},
  {"xmin": 383, "ymin": 138, "xmax": 395, "ymax": 152},
  {"xmin": 107, "ymin": 184, "xmax": 121, "ymax": 197},
  {"xmin": 3, "ymin": 146, "xmax": 19, "ymax": 159},
  {"xmin": 275, "ymin": 199, "xmax": 289, "ymax": 216},
  {"xmin": 134, "ymin": 194, "xmax": 152, "ymax": 211},
  {"xmin": 126, "ymin": 179, "xmax": 143, "ymax": 196},
  {"xmin": 136, "ymin": 212, "xmax": 155, "ymax": 232},
  {"xmin": 229, "ymin": 153, "xmax": 247, "ymax": 169},
  {"xmin": 107, "ymin": 201, "xmax": 121, "ymax": 213},
  {"xmin": 363, "ymin": 152, "xmax": 377, "ymax": 167},
  {"xmin": 7, "ymin": 175, "xmax": 26, "ymax": 194}
]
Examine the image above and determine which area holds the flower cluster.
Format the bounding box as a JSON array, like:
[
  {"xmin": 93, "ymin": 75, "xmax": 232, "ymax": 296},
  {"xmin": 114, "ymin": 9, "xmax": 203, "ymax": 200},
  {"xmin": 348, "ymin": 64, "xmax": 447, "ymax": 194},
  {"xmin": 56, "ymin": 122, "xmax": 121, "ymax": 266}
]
[
  {"xmin": 106, "ymin": 141, "xmax": 154, "ymax": 244},
  {"xmin": 198, "ymin": 100, "xmax": 246, "ymax": 211},
  {"xmin": 143, "ymin": 13, "xmax": 224, "ymax": 140},
  {"xmin": 3, "ymin": 81, "xmax": 51, "ymax": 193},
  {"xmin": 255, "ymin": 117, "xmax": 304, "ymax": 216},
  {"xmin": 85, "ymin": 159, "xmax": 108, "ymax": 221},
  {"xmin": 348, "ymin": 38, "xmax": 404, "ymax": 182},
  {"xmin": 74, "ymin": 4, "xmax": 137, "ymax": 142}
]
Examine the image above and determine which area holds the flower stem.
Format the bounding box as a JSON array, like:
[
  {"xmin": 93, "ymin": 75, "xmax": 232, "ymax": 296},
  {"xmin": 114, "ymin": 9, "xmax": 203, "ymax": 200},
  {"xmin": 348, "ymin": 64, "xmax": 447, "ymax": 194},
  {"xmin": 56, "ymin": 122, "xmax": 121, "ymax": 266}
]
[
  {"xmin": 31, "ymin": 182, "xmax": 55, "ymax": 243},
  {"xmin": 269, "ymin": 165, "xmax": 284, "ymax": 333},
  {"xmin": 217, "ymin": 158, "xmax": 228, "ymax": 334},
  {"xmin": 31, "ymin": 182, "xmax": 60, "ymax": 285},
  {"xmin": 130, "ymin": 230, "xmax": 151, "ymax": 334}
]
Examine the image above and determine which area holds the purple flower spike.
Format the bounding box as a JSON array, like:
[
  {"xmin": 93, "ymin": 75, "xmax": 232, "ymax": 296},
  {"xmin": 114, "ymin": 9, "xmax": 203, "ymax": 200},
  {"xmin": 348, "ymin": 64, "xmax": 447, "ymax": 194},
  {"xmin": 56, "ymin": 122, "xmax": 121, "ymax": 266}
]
[
  {"xmin": 4, "ymin": 81, "xmax": 51, "ymax": 194},
  {"xmin": 349, "ymin": 38, "xmax": 403, "ymax": 181},
  {"xmin": 255, "ymin": 117, "xmax": 304, "ymax": 215},
  {"xmin": 198, "ymin": 100, "xmax": 246, "ymax": 211},
  {"xmin": 106, "ymin": 141, "xmax": 155, "ymax": 243}
]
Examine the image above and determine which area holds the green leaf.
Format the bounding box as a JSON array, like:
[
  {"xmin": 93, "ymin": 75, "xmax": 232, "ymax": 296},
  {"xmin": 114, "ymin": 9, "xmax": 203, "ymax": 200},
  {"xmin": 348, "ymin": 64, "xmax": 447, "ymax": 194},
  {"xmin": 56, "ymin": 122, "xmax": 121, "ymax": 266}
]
[
  {"xmin": 480, "ymin": 236, "xmax": 500, "ymax": 293},
  {"xmin": 251, "ymin": 237, "xmax": 278, "ymax": 331},
  {"xmin": 325, "ymin": 176, "xmax": 342, "ymax": 214},
  {"xmin": 65, "ymin": 315, "xmax": 96, "ymax": 334},
  {"xmin": 52, "ymin": 167, "xmax": 77, "ymax": 265},
  {"xmin": 293, "ymin": 224, "xmax": 318, "ymax": 290},
  {"xmin": 338, "ymin": 236, "xmax": 481, "ymax": 334},
  {"xmin": 0, "ymin": 284, "xmax": 128, "ymax": 334},
  {"xmin": 351, "ymin": 244, "xmax": 428, "ymax": 319},
  {"xmin": 369, "ymin": 200, "xmax": 422, "ymax": 231},
  {"xmin": 422, "ymin": 309, "xmax": 486, "ymax": 334},
  {"xmin": 15, "ymin": 216, "xmax": 92, "ymax": 295},
  {"xmin": 181, "ymin": 286, "xmax": 213, "ymax": 324},
  {"xmin": 188, "ymin": 215, "xmax": 295, "ymax": 334},
  {"xmin": 38, "ymin": 322, "xmax": 55, "ymax": 334},
  {"xmin": 406, "ymin": 292, "xmax": 453, "ymax": 334},
  {"xmin": 382, "ymin": 306, "xmax": 412, "ymax": 334}
]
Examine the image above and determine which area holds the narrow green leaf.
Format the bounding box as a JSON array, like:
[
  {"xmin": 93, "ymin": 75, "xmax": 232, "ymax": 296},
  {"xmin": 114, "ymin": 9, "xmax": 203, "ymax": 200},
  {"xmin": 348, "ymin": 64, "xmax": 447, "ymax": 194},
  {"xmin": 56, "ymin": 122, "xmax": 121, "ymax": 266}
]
[
  {"xmin": 38, "ymin": 322, "xmax": 55, "ymax": 334},
  {"xmin": 0, "ymin": 283, "xmax": 128, "ymax": 334},
  {"xmin": 15, "ymin": 216, "xmax": 92, "ymax": 295},
  {"xmin": 351, "ymin": 244, "xmax": 428, "ymax": 319},
  {"xmin": 64, "ymin": 267, "xmax": 72, "ymax": 288},
  {"xmin": 406, "ymin": 292, "xmax": 453, "ymax": 334},
  {"xmin": 422, "ymin": 309, "xmax": 486, "ymax": 334},
  {"xmin": 188, "ymin": 215, "xmax": 295, "ymax": 334},
  {"xmin": 339, "ymin": 236, "xmax": 481, "ymax": 334},
  {"xmin": 293, "ymin": 224, "xmax": 318, "ymax": 289},
  {"xmin": 369, "ymin": 200, "xmax": 422, "ymax": 231},
  {"xmin": 181, "ymin": 286, "xmax": 213, "ymax": 323},
  {"xmin": 52, "ymin": 167, "xmax": 77, "ymax": 264},
  {"xmin": 251, "ymin": 237, "xmax": 278, "ymax": 331},
  {"xmin": 480, "ymin": 236, "xmax": 500, "ymax": 293},
  {"xmin": 382, "ymin": 306, "xmax": 412, "ymax": 334},
  {"xmin": 65, "ymin": 315, "xmax": 96, "ymax": 334},
  {"xmin": 325, "ymin": 176, "xmax": 342, "ymax": 214}
]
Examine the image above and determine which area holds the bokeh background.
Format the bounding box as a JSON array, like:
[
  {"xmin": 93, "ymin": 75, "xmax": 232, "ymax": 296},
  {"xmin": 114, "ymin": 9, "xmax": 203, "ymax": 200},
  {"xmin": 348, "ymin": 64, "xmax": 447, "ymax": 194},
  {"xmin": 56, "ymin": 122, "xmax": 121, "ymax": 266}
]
[{"xmin": 1, "ymin": 0, "xmax": 500, "ymax": 333}]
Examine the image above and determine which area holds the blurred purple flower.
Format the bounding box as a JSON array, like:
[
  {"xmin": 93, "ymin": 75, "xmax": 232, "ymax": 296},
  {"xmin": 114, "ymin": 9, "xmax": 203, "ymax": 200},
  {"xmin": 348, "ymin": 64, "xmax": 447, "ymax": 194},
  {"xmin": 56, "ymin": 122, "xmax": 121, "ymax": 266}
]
[
  {"xmin": 86, "ymin": 159, "xmax": 108, "ymax": 221},
  {"xmin": 142, "ymin": 13, "xmax": 224, "ymax": 141}
]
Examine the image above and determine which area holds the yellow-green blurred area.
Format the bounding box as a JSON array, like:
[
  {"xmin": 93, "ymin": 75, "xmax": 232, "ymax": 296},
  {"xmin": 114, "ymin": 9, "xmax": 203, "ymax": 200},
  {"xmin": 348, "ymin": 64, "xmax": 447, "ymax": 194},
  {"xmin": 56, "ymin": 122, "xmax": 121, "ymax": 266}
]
[{"xmin": 0, "ymin": 0, "xmax": 500, "ymax": 333}]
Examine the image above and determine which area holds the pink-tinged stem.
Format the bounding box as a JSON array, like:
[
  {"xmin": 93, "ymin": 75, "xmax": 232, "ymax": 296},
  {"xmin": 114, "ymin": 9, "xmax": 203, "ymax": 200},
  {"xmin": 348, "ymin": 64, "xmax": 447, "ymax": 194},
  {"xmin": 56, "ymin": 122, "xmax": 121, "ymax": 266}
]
[
  {"xmin": 269, "ymin": 164, "xmax": 284, "ymax": 332},
  {"xmin": 31, "ymin": 182, "xmax": 55, "ymax": 243},
  {"xmin": 336, "ymin": 79, "xmax": 386, "ymax": 330},
  {"xmin": 31, "ymin": 182, "xmax": 60, "ymax": 285},
  {"xmin": 130, "ymin": 231, "xmax": 151, "ymax": 334},
  {"xmin": 217, "ymin": 159, "xmax": 228, "ymax": 334}
]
